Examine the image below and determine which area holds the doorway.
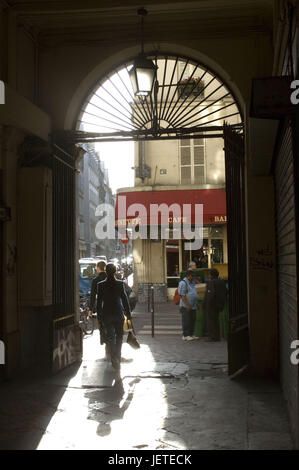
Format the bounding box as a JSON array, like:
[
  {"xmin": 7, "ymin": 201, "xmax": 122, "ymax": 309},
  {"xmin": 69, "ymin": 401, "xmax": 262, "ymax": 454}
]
[{"xmin": 65, "ymin": 54, "xmax": 248, "ymax": 377}]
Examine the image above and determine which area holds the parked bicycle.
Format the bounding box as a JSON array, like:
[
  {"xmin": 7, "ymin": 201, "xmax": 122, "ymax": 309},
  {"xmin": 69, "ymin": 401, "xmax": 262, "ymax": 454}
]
[{"xmin": 79, "ymin": 295, "xmax": 94, "ymax": 335}]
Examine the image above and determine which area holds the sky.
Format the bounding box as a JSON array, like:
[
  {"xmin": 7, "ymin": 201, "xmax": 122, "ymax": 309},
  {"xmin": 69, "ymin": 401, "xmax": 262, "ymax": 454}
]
[
  {"xmin": 81, "ymin": 65, "xmax": 136, "ymax": 194},
  {"xmin": 95, "ymin": 141, "xmax": 135, "ymax": 194}
]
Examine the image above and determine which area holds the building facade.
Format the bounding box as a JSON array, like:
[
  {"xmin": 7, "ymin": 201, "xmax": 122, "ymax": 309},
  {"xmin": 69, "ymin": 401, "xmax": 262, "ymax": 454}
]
[{"xmin": 78, "ymin": 144, "xmax": 116, "ymax": 259}]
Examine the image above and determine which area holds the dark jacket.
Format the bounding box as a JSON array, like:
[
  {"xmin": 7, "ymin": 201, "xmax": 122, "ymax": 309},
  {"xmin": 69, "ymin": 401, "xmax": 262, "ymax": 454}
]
[
  {"xmin": 204, "ymin": 277, "xmax": 227, "ymax": 312},
  {"xmin": 97, "ymin": 278, "xmax": 131, "ymax": 322},
  {"xmin": 88, "ymin": 272, "xmax": 106, "ymax": 312}
]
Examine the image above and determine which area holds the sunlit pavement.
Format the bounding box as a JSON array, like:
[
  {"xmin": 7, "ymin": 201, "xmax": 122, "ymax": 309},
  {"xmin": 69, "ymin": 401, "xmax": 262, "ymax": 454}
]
[{"xmin": 0, "ymin": 304, "xmax": 294, "ymax": 450}]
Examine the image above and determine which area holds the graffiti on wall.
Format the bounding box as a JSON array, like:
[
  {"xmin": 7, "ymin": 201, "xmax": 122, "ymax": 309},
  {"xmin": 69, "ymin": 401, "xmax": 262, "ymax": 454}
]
[
  {"xmin": 250, "ymin": 245, "xmax": 275, "ymax": 272},
  {"xmin": 53, "ymin": 325, "xmax": 81, "ymax": 372},
  {"xmin": 6, "ymin": 244, "xmax": 16, "ymax": 277}
]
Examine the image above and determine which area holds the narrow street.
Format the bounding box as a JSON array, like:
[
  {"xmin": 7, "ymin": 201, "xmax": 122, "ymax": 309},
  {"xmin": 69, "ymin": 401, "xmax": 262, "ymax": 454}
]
[{"xmin": 0, "ymin": 304, "xmax": 293, "ymax": 450}]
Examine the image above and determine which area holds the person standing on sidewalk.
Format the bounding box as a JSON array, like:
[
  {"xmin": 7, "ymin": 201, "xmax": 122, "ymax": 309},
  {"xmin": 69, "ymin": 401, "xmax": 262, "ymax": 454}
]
[
  {"xmin": 96, "ymin": 263, "xmax": 131, "ymax": 379},
  {"xmin": 178, "ymin": 270, "xmax": 199, "ymax": 341},
  {"xmin": 188, "ymin": 261, "xmax": 200, "ymax": 284},
  {"xmin": 203, "ymin": 268, "xmax": 227, "ymax": 341}
]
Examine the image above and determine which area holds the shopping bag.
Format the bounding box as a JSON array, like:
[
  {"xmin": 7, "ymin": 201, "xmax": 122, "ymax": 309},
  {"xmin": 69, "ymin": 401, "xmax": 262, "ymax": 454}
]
[{"xmin": 127, "ymin": 331, "xmax": 140, "ymax": 349}]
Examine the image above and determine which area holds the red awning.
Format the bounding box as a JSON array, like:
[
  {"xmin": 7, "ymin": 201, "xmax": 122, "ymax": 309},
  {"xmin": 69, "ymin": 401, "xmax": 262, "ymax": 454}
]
[{"xmin": 115, "ymin": 189, "xmax": 226, "ymax": 226}]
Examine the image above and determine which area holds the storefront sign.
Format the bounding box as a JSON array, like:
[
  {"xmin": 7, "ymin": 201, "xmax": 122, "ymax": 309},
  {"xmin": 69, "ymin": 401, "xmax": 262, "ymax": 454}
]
[
  {"xmin": 115, "ymin": 189, "xmax": 226, "ymax": 226},
  {"xmin": 214, "ymin": 216, "xmax": 227, "ymax": 222}
]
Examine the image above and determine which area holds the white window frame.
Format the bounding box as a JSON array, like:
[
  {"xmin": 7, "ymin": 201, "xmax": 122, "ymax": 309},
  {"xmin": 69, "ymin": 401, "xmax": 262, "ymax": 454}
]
[{"xmin": 179, "ymin": 137, "xmax": 206, "ymax": 185}]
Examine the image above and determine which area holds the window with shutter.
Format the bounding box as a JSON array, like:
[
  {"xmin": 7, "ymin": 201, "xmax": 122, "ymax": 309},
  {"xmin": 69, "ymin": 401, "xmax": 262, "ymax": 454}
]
[
  {"xmin": 181, "ymin": 166, "xmax": 192, "ymax": 185},
  {"xmin": 194, "ymin": 165, "xmax": 205, "ymax": 184},
  {"xmin": 179, "ymin": 136, "xmax": 206, "ymax": 184},
  {"xmin": 181, "ymin": 147, "xmax": 191, "ymax": 165},
  {"xmin": 194, "ymin": 146, "xmax": 205, "ymax": 164}
]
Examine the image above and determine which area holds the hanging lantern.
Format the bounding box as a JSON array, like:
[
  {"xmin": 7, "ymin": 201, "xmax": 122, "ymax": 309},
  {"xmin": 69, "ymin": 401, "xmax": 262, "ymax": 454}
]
[
  {"xmin": 129, "ymin": 54, "xmax": 157, "ymax": 96},
  {"xmin": 129, "ymin": 8, "xmax": 158, "ymax": 97}
]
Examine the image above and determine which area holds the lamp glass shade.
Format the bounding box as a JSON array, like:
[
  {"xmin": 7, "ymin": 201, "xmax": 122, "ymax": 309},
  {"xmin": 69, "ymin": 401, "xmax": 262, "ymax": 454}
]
[{"xmin": 129, "ymin": 54, "xmax": 157, "ymax": 96}]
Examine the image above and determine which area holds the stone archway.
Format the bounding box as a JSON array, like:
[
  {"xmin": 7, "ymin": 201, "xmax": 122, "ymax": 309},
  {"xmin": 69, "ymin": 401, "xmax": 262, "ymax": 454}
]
[
  {"xmin": 62, "ymin": 44, "xmax": 249, "ymax": 377},
  {"xmin": 64, "ymin": 42, "xmax": 245, "ymax": 133}
]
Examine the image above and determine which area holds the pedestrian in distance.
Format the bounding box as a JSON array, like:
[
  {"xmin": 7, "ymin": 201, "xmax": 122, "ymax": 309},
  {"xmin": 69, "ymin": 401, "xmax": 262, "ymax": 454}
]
[
  {"xmin": 188, "ymin": 261, "xmax": 197, "ymax": 270},
  {"xmin": 88, "ymin": 260, "xmax": 106, "ymax": 314},
  {"xmin": 178, "ymin": 269, "xmax": 199, "ymax": 341},
  {"xmin": 203, "ymin": 268, "xmax": 227, "ymax": 341},
  {"xmin": 96, "ymin": 263, "xmax": 132, "ymax": 381},
  {"xmin": 188, "ymin": 261, "xmax": 200, "ymax": 284}
]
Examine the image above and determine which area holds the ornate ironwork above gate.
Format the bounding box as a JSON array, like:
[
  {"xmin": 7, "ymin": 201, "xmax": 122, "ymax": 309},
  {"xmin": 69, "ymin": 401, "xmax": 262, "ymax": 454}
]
[{"xmin": 55, "ymin": 54, "xmax": 243, "ymax": 144}]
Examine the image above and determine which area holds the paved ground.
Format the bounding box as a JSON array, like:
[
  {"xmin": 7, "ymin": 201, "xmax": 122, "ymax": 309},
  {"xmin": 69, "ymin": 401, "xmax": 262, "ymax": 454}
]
[{"xmin": 0, "ymin": 303, "xmax": 294, "ymax": 450}]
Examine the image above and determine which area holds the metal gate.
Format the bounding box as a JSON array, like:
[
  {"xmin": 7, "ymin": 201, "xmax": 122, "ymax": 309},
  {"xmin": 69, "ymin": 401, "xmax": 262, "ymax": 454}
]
[
  {"xmin": 274, "ymin": 118, "xmax": 299, "ymax": 443},
  {"xmin": 224, "ymin": 124, "xmax": 250, "ymax": 377},
  {"xmin": 52, "ymin": 145, "xmax": 75, "ymax": 322},
  {"xmin": 0, "ymin": 169, "xmax": 4, "ymax": 380},
  {"xmin": 52, "ymin": 144, "xmax": 82, "ymax": 373}
]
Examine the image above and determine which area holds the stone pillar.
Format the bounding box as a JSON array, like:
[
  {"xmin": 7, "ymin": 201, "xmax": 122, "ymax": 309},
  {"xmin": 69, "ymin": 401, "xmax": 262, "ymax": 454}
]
[
  {"xmin": 133, "ymin": 238, "xmax": 167, "ymax": 302},
  {"xmin": 247, "ymin": 175, "xmax": 278, "ymax": 377},
  {"xmin": 1, "ymin": 127, "xmax": 24, "ymax": 377}
]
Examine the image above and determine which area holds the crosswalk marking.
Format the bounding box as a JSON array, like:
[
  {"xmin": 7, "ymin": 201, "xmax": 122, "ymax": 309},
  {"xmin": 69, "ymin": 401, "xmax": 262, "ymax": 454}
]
[
  {"xmin": 142, "ymin": 325, "xmax": 180, "ymax": 329},
  {"xmin": 135, "ymin": 311, "xmax": 182, "ymax": 335},
  {"xmin": 137, "ymin": 330, "xmax": 181, "ymax": 335}
]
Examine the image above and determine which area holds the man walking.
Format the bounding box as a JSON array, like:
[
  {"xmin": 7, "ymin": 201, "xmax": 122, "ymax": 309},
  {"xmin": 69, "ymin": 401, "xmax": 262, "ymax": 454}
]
[
  {"xmin": 88, "ymin": 260, "xmax": 107, "ymax": 315},
  {"xmin": 88, "ymin": 261, "xmax": 108, "ymax": 356},
  {"xmin": 178, "ymin": 270, "xmax": 199, "ymax": 340},
  {"xmin": 97, "ymin": 263, "xmax": 131, "ymax": 381},
  {"xmin": 203, "ymin": 268, "xmax": 227, "ymax": 341}
]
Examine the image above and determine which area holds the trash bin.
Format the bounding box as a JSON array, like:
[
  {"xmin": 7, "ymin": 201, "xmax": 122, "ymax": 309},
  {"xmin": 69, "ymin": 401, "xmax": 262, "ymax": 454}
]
[
  {"xmin": 194, "ymin": 299, "xmax": 228, "ymax": 339},
  {"xmin": 219, "ymin": 301, "xmax": 228, "ymax": 340},
  {"xmin": 194, "ymin": 299, "xmax": 204, "ymax": 337}
]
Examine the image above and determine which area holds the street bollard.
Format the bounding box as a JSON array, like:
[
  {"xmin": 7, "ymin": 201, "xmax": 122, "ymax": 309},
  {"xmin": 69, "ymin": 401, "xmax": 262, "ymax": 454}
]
[
  {"xmin": 151, "ymin": 284, "xmax": 154, "ymax": 337},
  {"xmin": 147, "ymin": 283, "xmax": 151, "ymax": 313}
]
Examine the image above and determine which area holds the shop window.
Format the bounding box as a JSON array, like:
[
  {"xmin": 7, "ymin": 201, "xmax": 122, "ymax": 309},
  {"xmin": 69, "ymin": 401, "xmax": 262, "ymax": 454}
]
[
  {"xmin": 210, "ymin": 226, "xmax": 223, "ymax": 238},
  {"xmin": 166, "ymin": 239, "xmax": 180, "ymax": 287},
  {"xmin": 182, "ymin": 238, "xmax": 209, "ymax": 269},
  {"xmin": 181, "ymin": 225, "xmax": 225, "ymax": 269},
  {"xmin": 211, "ymin": 239, "xmax": 224, "ymax": 264},
  {"xmin": 193, "ymin": 240, "xmax": 209, "ymax": 268}
]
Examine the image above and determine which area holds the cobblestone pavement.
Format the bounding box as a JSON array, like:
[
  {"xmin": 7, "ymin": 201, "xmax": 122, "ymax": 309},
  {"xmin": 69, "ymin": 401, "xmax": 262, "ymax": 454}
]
[{"xmin": 0, "ymin": 303, "xmax": 294, "ymax": 450}]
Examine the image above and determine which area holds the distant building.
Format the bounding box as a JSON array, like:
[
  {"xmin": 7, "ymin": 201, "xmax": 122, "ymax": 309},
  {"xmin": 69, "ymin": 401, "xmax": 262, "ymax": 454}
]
[{"xmin": 77, "ymin": 144, "xmax": 116, "ymax": 259}]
